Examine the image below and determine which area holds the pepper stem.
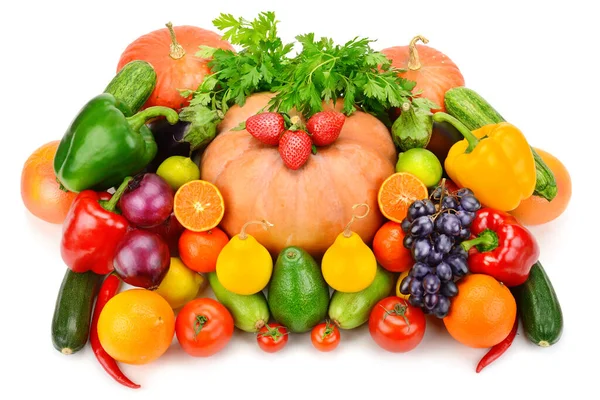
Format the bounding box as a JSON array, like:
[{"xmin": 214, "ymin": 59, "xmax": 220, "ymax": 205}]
[
  {"xmin": 343, "ymin": 203, "xmax": 370, "ymax": 238},
  {"xmin": 408, "ymin": 35, "xmax": 429, "ymax": 70},
  {"xmin": 102, "ymin": 177, "xmax": 133, "ymax": 212},
  {"xmin": 127, "ymin": 106, "xmax": 179, "ymax": 132},
  {"xmin": 239, "ymin": 220, "xmax": 274, "ymax": 240},
  {"xmin": 166, "ymin": 22, "xmax": 186, "ymax": 60},
  {"xmin": 461, "ymin": 229, "xmax": 499, "ymax": 253},
  {"xmin": 432, "ymin": 113, "xmax": 480, "ymax": 153}
]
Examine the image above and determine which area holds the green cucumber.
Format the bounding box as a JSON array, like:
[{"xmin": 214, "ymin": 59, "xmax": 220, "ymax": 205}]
[
  {"xmin": 444, "ymin": 87, "xmax": 557, "ymax": 201},
  {"xmin": 207, "ymin": 272, "xmax": 270, "ymax": 332},
  {"xmin": 512, "ymin": 262, "xmax": 563, "ymax": 347},
  {"xmin": 51, "ymin": 269, "xmax": 103, "ymax": 355},
  {"xmin": 104, "ymin": 60, "xmax": 157, "ymax": 116},
  {"xmin": 328, "ymin": 265, "xmax": 394, "ymax": 329}
]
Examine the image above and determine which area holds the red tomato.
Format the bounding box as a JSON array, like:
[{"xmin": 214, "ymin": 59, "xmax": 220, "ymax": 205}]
[
  {"xmin": 256, "ymin": 323, "xmax": 288, "ymax": 353},
  {"xmin": 175, "ymin": 298, "xmax": 234, "ymax": 357},
  {"xmin": 368, "ymin": 296, "xmax": 426, "ymax": 353},
  {"xmin": 372, "ymin": 221, "xmax": 413, "ymax": 272},
  {"xmin": 311, "ymin": 322, "xmax": 341, "ymax": 352}
]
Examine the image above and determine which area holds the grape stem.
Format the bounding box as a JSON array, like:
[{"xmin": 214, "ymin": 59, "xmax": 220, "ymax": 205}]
[{"xmin": 461, "ymin": 229, "xmax": 499, "ymax": 253}]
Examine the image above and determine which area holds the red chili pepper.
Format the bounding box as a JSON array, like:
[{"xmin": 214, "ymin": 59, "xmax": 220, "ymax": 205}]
[
  {"xmin": 476, "ymin": 316, "xmax": 518, "ymax": 373},
  {"xmin": 90, "ymin": 274, "xmax": 140, "ymax": 389},
  {"xmin": 60, "ymin": 177, "xmax": 132, "ymax": 275},
  {"xmin": 462, "ymin": 208, "xmax": 540, "ymax": 287}
]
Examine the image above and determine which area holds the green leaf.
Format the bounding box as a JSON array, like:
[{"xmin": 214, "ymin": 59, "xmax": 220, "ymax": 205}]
[
  {"xmin": 178, "ymin": 89, "xmax": 194, "ymax": 98},
  {"xmin": 241, "ymin": 67, "xmax": 261, "ymax": 88},
  {"xmin": 363, "ymin": 78, "xmax": 386, "ymax": 101},
  {"xmin": 196, "ymin": 45, "xmax": 217, "ymax": 59}
]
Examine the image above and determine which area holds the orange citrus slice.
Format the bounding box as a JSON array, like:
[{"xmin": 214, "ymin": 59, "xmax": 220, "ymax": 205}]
[
  {"xmin": 378, "ymin": 172, "xmax": 428, "ymax": 223},
  {"xmin": 174, "ymin": 180, "xmax": 225, "ymax": 232}
]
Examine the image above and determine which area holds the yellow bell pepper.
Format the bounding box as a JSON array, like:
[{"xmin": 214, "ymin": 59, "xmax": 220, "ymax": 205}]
[{"xmin": 432, "ymin": 113, "xmax": 536, "ymax": 211}]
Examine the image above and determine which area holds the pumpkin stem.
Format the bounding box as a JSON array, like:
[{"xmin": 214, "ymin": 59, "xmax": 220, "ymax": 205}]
[
  {"xmin": 343, "ymin": 203, "xmax": 370, "ymax": 238},
  {"xmin": 408, "ymin": 35, "xmax": 429, "ymax": 71},
  {"xmin": 239, "ymin": 219, "xmax": 274, "ymax": 240},
  {"xmin": 166, "ymin": 22, "xmax": 186, "ymax": 60}
]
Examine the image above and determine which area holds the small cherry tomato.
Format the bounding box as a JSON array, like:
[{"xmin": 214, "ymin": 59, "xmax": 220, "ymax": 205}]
[
  {"xmin": 256, "ymin": 323, "xmax": 288, "ymax": 353},
  {"xmin": 175, "ymin": 298, "xmax": 234, "ymax": 357},
  {"xmin": 311, "ymin": 322, "xmax": 340, "ymax": 352},
  {"xmin": 368, "ymin": 296, "xmax": 426, "ymax": 353}
]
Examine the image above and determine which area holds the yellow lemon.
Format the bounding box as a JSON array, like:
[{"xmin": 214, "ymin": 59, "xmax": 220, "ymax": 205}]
[
  {"xmin": 155, "ymin": 257, "xmax": 205, "ymax": 309},
  {"xmin": 395, "ymin": 271, "xmax": 410, "ymax": 300},
  {"xmin": 216, "ymin": 234, "xmax": 273, "ymax": 295},
  {"xmin": 321, "ymin": 232, "xmax": 377, "ymax": 293}
]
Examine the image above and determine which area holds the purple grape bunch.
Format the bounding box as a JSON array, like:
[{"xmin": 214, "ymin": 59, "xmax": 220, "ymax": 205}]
[{"xmin": 399, "ymin": 184, "xmax": 481, "ymax": 318}]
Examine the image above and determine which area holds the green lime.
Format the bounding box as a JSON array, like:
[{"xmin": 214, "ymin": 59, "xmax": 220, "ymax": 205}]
[
  {"xmin": 156, "ymin": 156, "xmax": 201, "ymax": 191},
  {"xmin": 395, "ymin": 148, "xmax": 443, "ymax": 188}
]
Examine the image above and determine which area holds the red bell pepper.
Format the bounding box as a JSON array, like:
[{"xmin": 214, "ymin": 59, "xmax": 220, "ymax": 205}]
[
  {"xmin": 461, "ymin": 208, "xmax": 540, "ymax": 287},
  {"xmin": 60, "ymin": 178, "xmax": 132, "ymax": 275}
]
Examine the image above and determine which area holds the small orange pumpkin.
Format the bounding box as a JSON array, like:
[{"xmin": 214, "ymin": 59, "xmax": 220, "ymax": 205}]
[
  {"xmin": 382, "ymin": 35, "xmax": 465, "ymax": 112},
  {"xmin": 117, "ymin": 23, "xmax": 234, "ymax": 110},
  {"xmin": 200, "ymin": 93, "xmax": 397, "ymax": 257}
]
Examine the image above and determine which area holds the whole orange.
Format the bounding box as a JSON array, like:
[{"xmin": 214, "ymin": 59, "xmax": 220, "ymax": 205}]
[
  {"xmin": 21, "ymin": 141, "xmax": 77, "ymax": 224},
  {"xmin": 443, "ymin": 274, "xmax": 516, "ymax": 348},
  {"xmin": 372, "ymin": 221, "xmax": 413, "ymax": 272},
  {"xmin": 98, "ymin": 289, "xmax": 175, "ymax": 365},
  {"xmin": 179, "ymin": 227, "xmax": 229, "ymax": 273},
  {"xmin": 511, "ymin": 148, "xmax": 572, "ymax": 226}
]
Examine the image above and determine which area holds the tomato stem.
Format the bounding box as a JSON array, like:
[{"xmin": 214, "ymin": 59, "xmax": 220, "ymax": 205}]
[
  {"xmin": 258, "ymin": 323, "xmax": 287, "ymax": 342},
  {"xmin": 194, "ymin": 315, "xmax": 208, "ymax": 338},
  {"xmin": 165, "ymin": 22, "xmax": 186, "ymax": 60},
  {"xmin": 322, "ymin": 320, "xmax": 334, "ymax": 340},
  {"xmin": 381, "ymin": 301, "xmax": 411, "ymax": 331},
  {"xmin": 408, "ymin": 35, "xmax": 429, "ymax": 71}
]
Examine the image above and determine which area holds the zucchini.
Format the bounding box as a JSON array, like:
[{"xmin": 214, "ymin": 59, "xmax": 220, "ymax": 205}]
[
  {"xmin": 444, "ymin": 87, "xmax": 504, "ymax": 130},
  {"xmin": 207, "ymin": 272, "xmax": 270, "ymax": 332},
  {"xmin": 512, "ymin": 262, "xmax": 563, "ymax": 347},
  {"xmin": 444, "ymin": 87, "xmax": 558, "ymax": 201},
  {"xmin": 328, "ymin": 265, "xmax": 395, "ymax": 329},
  {"xmin": 51, "ymin": 269, "xmax": 103, "ymax": 355},
  {"xmin": 103, "ymin": 60, "xmax": 157, "ymax": 116}
]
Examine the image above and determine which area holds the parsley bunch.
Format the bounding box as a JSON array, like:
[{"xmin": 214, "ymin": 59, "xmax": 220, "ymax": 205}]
[
  {"xmin": 269, "ymin": 33, "xmax": 429, "ymax": 125},
  {"xmin": 179, "ymin": 11, "xmax": 435, "ymax": 150}
]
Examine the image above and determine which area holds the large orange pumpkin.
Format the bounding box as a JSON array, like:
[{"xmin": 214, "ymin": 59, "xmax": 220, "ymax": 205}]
[{"xmin": 200, "ymin": 93, "xmax": 397, "ymax": 257}]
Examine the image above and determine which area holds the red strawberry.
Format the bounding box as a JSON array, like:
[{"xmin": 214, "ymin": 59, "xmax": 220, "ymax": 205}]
[
  {"xmin": 278, "ymin": 130, "xmax": 312, "ymax": 170},
  {"xmin": 306, "ymin": 111, "xmax": 346, "ymax": 146},
  {"xmin": 246, "ymin": 112, "xmax": 285, "ymax": 145}
]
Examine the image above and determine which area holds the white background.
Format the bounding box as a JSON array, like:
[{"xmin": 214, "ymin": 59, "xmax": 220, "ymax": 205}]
[{"xmin": 2, "ymin": 0, "xmax": 598, "ymax": 398}]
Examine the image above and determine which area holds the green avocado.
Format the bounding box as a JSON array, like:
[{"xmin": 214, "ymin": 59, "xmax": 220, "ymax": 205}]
[{"xmin": 267, "ymin": 246, "xmax": 330, "ymax": 333}]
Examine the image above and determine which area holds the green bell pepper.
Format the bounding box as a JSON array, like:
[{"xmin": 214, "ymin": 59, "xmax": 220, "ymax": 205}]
[{"xmin": 54, "ymin": 93, "xmax": 179, "ymax": 192}]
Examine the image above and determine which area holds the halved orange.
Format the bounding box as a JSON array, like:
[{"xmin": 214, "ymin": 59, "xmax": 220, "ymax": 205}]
[
  {"xmin": 174, "ymin": 180, "xmax": 225, "ymax": 232},
  {"xmin": 378, "ymin": 172, "xmax": 428, "ymax": 223}
]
